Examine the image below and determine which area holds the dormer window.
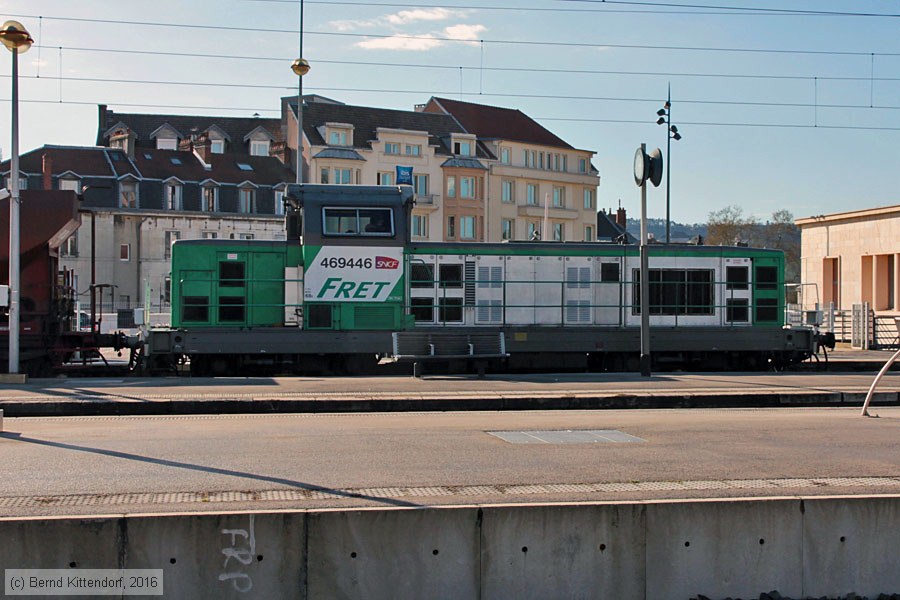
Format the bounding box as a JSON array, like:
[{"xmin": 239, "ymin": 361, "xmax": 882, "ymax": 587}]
[
  {"xmin": 210, "ymin": 139, "xmax": 225, "ymax": 154},
  {"xmin": 249, "ymin": 140, "xmax": 269, "ymax": 156},
  {"xmin": 453, "ymin": 141, "xmax": 472, "ymax": 156},
  {"xmin": 329, "ymin": 130, "xmax": 348, "ymax": 146},
  {"xmin": 119, "ymin": 180, "xmax": 138, "ymax": 208},
  {"xmin": 58, "ymin": 177, "xmax": 80, "ymax": 192},
  {"xmin": 157, "ymin": 138, "xmax": 177, "ymax": 150}
]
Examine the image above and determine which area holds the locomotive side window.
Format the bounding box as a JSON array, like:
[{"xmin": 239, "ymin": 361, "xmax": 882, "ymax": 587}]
[
  {"xmin": 183, "ymin": 296, "xmax": 210, "ymax": 322},
  {"xmin": 410, "ymin": 263, "xmax": 435, "ymax": 288},
  {"xmin": 220, "ymin": 261, "xmax": 245, "ymax": 288},
  {"xmin": 439, "ymin": 264, "xmax": 464, "ymax": 289},
  {"xmin": 219, "ymin": 297, "xmax": 245, "ymax": 322},
  {"xmin": 726, "ymin": 266, "xmax": 749, "ymax": 290},
  {"xmin": 439, "ymin": 297, "xmax": 464, "ymax": 322},
  {"xmin": 727, "ymin": 298, "xmax": 749, "ymax": 322},
  {"xmin": 756, "ymin": 298, "xmax": 779, "ymax": 321},
  {"xmin": 632, "ymin": 268, "xmax": 714, "ymax": 316},
  {"xmin": 600, "ymin": 263, "xmax": 620, "ymax": 282},
  {"xmin": 755, "ymin": 266, "xmax": 778, "ymax": 290},
  {"xmin": 322, "ymin": 207, "xmax": 394, "ymax": 237},
  {"xmin": 410, "ymin": 298, "xmax": 434, "ymax": 322}
]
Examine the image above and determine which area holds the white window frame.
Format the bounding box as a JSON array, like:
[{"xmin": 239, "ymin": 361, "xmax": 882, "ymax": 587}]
[
  {"xmin": 156, "ymin": 137, "xmax": 177, "ymax": 150},
  {"xmin": 377, "ymin": 171, "xmax": 394, "ymax": 186},
  {"xmin": 583, "ymin": 188, "xmax": 594, "ymax": 210},
  {"xmin": 119, "ymin": 181, "xmax": 138, "ymax": 208},
  {"xmin": 239, "ymin": 188, "xmax": 256, "ymax": 213},
  {"xmin": 405, "ymin": 144, "xmax": 421, "ymax": 156},
  {"xmin": 249, "ymin": 140, "xmax": 270, "ymax": 156},
  {"xmin": 58, "ymin": 177, "xmax": 80, "ymax": 192},
  {"xmin": 164, "ymin": 182, "xmax": 183, "ymax": 211},
  {"xmin": 501, "ymin": 180, "xmax": 514, "ymax": 203},
  {"xmin": 501, "ymin": 219, "xmax": 514, "ymax": 240},
  {"xmin": 553, "ymin": 186, "xmax": 565, "ymax": 208},
  {"xmin": 202, "ymin": 185, "xmax": 219, "ymax": 212},
  {"xmin": 460, "ymin": 216, "xmax": 476, "ymax": 239},
  {"xmin": 119, "ymin": 243, "xmax": 131, "ymax": 261},
  {"xmin": 526, "ymin": 184, "xmax": 537, "ymax": 206},
  {"xmin": 412, "ymin": 214, "xmax": 429, "ymax": 238},
  {"xmin": 210, "ymin": 139, "xmax": 225, "ymax": 154},
  {"xmin": 414, "ymin": 174, "xmax": 428, "ymax": 196},
  {"xmin": 384, "ymin": 142, "xmax": 400, "ymax": 155},
  {"xmin": 460, "ymin": 176, "xmax": 476, "ymax": 199},
  {"xmin": 274, "ymin": 190, "xmax": 285, "ymax": 216}
]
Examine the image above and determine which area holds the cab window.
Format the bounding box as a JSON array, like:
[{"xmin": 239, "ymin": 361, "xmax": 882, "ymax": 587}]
[{"xmin": 323, "ymin": 207, "xmax": 394, "ymax": 237}]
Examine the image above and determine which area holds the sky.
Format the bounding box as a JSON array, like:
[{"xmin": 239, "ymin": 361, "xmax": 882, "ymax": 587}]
[{"xmin": 1, "ymin": 0, "xmax": 900, "ymax": 225}]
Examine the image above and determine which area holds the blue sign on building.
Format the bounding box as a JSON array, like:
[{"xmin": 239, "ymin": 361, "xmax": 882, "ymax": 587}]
[{"xmin": 396, "ymin": 166, "xmax": 413, "ymax": 186}]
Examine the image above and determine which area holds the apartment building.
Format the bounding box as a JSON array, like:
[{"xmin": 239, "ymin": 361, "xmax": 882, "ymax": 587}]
[
  {"xmin": 285, "ymin": 96, "xmax": 601, "ymax": 242},
  {"xmin": 285, "ymin": 98, "xmax": 492, "ymax": 241},
  {"xmin": 1, "ymin": 141, "xmax": 292, "ymax": 313},
  {"xmin": 422, "ymin": 97, "xmax": 601, "ymax": 242}
]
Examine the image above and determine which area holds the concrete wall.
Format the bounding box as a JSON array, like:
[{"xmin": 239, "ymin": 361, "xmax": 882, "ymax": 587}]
[{"xmin": 3, "ymin": 496, "xmax": 900, "ymax": 599}]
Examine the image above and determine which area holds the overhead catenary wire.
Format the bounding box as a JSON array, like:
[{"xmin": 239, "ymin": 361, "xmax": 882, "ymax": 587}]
[
  {"xmin": 27, "ymin": 44, "xmax": 900, "ymax": 83},
  {"xmin": 5, "ymin": 74, "xmax": 900, "ymax": 112},
  {"xmin": 4, "ymin": 95, "xmax": 900, "ymax": 133},
  {"xmin": 8, "ymin": 13, "xmax": 900, "ymax": 57},
  {"xmin": 244, "ymin": 0, "xmax": 900, "ymax": 18}
]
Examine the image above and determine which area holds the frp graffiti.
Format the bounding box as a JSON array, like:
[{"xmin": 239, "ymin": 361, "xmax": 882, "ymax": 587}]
[{"xmin": 218, "ymin": 515, "xmax": 256, "ymax": 593}]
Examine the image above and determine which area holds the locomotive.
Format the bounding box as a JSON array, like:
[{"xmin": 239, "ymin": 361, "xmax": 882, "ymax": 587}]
[{"xmin": 144, "ymin": 184, "xmax": 825, "ymax": 376}]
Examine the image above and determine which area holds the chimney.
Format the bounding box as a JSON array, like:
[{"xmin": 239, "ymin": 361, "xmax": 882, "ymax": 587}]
[
  {"xmin": 109, "ymin": 127, "xmax": 136, "ymax": 159},
  {"xmin": 42, "ymin": 153, "xmax": 53, "ymax": 190},
  {"xmin": 192, "ymin": 132, "xmax": 211, "ymax": 163},
  {"xmin": 616, "ymin": 206, "xmax": 627, "ymax": 228},
  {"xmin": 271, "ymin": 141, "xmax": 290, "ymax": 166}
]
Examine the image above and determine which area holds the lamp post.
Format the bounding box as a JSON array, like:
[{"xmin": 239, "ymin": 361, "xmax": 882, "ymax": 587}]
[
  {"xmin": 290, "ymin": 0, "xmax": 310, "ymax": 184},
  {"xmin": 1, "ymin": 20, "xmax": 33, "ymax": 375},
  {"xmin": 656, "ymin": 84, "xmax": 682, "ymax": 244}
]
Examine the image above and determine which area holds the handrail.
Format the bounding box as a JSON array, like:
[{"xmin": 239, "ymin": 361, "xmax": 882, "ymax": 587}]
[{"xmin": 861, "ymin": 346, "xmax": 900, "ymax": 417}]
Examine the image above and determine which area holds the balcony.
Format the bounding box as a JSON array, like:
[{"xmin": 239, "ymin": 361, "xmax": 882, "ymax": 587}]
[
  {"xmin": 517, "ymin": 203, "xmax": 580, "ymax": 220},
  {"xmin": 414, "ymin": 194, "xmax": 441, "ymax": 212}
]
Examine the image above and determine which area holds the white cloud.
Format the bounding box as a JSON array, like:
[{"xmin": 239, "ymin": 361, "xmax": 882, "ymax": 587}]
[
  {"xmin": 331, "ymin": 8, "xmax": 469, "ymax": 32},
  {"xmin": 386, "ymin": 8, "xmax": 466, "ymax": 25},
  {"xmin": 443, "ymin": 24, "xmax": 486, "ymax": 43},
  {"xmin": 356, "ymin": 35, "xmax": 444, "ymax": 51}
]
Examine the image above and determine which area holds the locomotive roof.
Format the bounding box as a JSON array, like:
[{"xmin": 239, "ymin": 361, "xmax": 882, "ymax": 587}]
[{"xmin": 407, "ymin": 241, "xmax": 784, "ymax": 257}]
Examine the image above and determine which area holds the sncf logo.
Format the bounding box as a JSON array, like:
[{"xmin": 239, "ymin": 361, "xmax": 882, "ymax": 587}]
[{"xmin": 375, "ymin": 256, "xmax": 400, "ymax": 270}]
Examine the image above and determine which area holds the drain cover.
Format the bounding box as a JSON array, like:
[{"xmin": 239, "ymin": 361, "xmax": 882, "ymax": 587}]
[{"xmin": 487, "ymin": 429, "xmax": 645, "ymax": 444}]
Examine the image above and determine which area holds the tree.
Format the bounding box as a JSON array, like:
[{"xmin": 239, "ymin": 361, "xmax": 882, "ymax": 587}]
[
  {"xmin": 706, "ymin": 205, "xmax": 801, "ymax": 287},
  {"xmin": 706, "ymin": 205, "xmax": 758, "ymax": 246}
]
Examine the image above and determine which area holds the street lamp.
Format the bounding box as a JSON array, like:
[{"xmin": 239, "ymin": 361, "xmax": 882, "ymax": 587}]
[
  {"xmin": 290, "ymin": 0, "xmax": 310, "ymax": 185},
  {"xmin": 1, "ymin": 20, "xmax": 33, "ymax": 375},
  {"xmin": 656, "ymin": 84, "xmax": 682, "ymax": 244}
]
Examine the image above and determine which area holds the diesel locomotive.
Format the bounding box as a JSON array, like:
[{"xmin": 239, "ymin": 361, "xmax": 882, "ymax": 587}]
[{"xmin": 143, "ymin": 184, "xmax": 826, "ymax": 376}]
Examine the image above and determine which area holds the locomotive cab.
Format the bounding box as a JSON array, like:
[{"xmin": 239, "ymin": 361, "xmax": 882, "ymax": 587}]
[{"xmin": 284, "ymin": 184, "xmax": 415, "ymax": 331}]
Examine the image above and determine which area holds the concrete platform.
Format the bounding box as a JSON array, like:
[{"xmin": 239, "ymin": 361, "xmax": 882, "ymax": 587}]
[{"xmin": 1, "ymin": 367, "xmax": 899, "ymax": 417}]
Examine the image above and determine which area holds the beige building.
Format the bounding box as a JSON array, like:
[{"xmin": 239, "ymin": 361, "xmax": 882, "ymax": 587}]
[
  {"xmin": 422, "ymin": 97, "xmax": 600, "ymax": 242},
  {"xmin": 796, "ymin": 205, "xmax": 900, "ymax": 314},
  {"xmin": 286, "ymin": 96, "xmax": 601, "ymax": 243}
]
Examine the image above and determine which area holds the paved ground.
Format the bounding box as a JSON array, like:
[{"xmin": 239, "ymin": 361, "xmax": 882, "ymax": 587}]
[
  {"xmin": 1, "ymin": 368, "xmax": 899, "ymax": 416},
  {"xmin": 2, "ymin": 407, "xmax": 899, "ymax": 518}
]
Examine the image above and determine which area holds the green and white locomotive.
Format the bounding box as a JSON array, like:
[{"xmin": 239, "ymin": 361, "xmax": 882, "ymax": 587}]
[{"xmin": 146, "ymin": 184, "xmax": 821, "ymax": 375}]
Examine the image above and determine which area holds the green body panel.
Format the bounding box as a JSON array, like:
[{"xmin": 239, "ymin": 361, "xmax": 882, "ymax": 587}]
[{"xmin": 171, "ymin": 241, "xmax": 301, "ymax": 328}]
